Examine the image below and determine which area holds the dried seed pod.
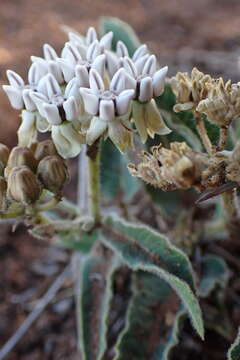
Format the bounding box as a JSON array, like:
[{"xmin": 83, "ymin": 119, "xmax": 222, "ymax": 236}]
[
  {"xmin": 0, "ymin": 176, "xmax": 7, "ymax": 211},
  {"xmin": 37, "ymin": 155, "xmax": 69, "ymax": 196},
  {"xmin": 0, "ymin": 143, "xmax": 10, "ymax": 176},
  {"xmin": 6, "ymin": 146, "xmax": 37, "ymax": 177},
  {"xmin": 34, "ymin": 140, "xmax": 58, "ymax": 162},
  {"xmin": 7, "ymin": 166, "xmax": 41, "ymax": 205}
]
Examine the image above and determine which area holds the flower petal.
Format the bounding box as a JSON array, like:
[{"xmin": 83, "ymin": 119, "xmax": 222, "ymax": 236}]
[
  {"xmin": 139, "ymin": 76, "xmax": 153, "ymax": 102},
  {"xmin": 80, "ymin": 88, "xmax": 99, "ymax": 115},
  {"xmin": 92, "ymin": 54, "xmax": 105, "ymax": 77},
  {"xmin": 43, "ymin": 43, "xmax": 58, "ymax": 61},
  {"xmin": 75, "ymin": 65, "xmax": 89, "ymax": 87},
  {"xmin": 123, "ymin": 57, "xmax": 137, "ymax": 78},
  {"xmin": 108, "ymin": 119, "xmax": 133, "ymax": 153},
  {"xmin": 135, "ymin": 54, "xmax": 149, "ymax": 75},
  {"xmin": 57, "ymin": 58, "xmax": 75, "ymax": 82},
  {"xmin": 2, "ymin": 85, "xmax": 23, "ymax": 109},
  {"xmin": 152, "ymin": 66, "xmax": 168, "ymax": 97},
  {"xmin": 29, "ymin": 91, "xmax": 48, "ymax": 117},
  {"xmin": 99, "ymin": 31, "xmax": 113, "ymax": 50},
  {"xmin": 142, "ymin": 55, "xmax": 157, "ymax": 77},
  {"xmin": 99, "ymin": 99, "xmax": 115, "ymax": 121},
  {"xmin": 105, "ymin": 50, "xmax": 120, "ymax": 78},
  {"xmin": 18, "ymin": 110, "xmax": 37, "ymax": 147},
  {"xmin": 110, "ymin": 68, "xmax": 127, "ymax": 94},
  {"xmin": 86, "ymin": 27, "xmax": 97, "ymax": 46},
  {"xmin": 86, "ymin": 116, "xmax": 107, "ymax": 145},
  {"xmin": 45, "ymin": 73, "xmax": 62, "ymax": 98},
  {"xmin": 89, "ymin": 68, "xmax": 105, "ymax": 93},
  {"xmin": 116, "ymin": 41, "xmax": 129, "ymax": 58},
  {"xmin": 116, "ymin": 89, "xmax": 135, "ymax": 116},
  {"xmin": 51, "ymin": 123, "xmax": 83, "ymax": 158},
  {"xmin": 6, "ymin": 70, "xmax": 24, "ymax": 88},
  {"xmin": 43, "ymin": 103, "xmax": 62, "ymax": 125},
  {"xmin": 132, "ymin": 44, "xmax": 148, "ymax": 61},
  {"xmin": 63, "ymin": 96, "xmax": 79, "ymax": 121},
  {"xmin": 87, "ymin": 40, "xmax": 102, "ymax": 62},
  {"xmin": 22, "ymin": 89, "xmax": 37, "ymax": 111},
  {"xmin": 48, "ymin": 61, "xmax": 64, "ymax": 84},
  {"xmin": 28, "ymin": 61, "xmax": 47, "ymax": 85}
]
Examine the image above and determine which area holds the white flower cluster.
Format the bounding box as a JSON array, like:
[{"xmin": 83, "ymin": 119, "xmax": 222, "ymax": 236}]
[{"xmin": 3, "ymin": 26, "xmax": 170, "ymax": 158}]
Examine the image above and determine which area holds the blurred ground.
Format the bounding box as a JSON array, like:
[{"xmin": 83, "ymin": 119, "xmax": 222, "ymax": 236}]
[{"xmin": 1, "ymin": 0, "xmax": 240, "ymax": 358}]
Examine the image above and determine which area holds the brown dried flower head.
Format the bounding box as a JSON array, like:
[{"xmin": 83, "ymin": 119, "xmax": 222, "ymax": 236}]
[
  {"xmin": 170, "ymin": 68, "xmax": 212, "ymax": 112},
  {"xmin": 197, "ymin": 79, "xmax": 240, "ymax": 127},
  {"xmin": 129, "ymin": 142, "xmax": 207, "ymax": 191}
]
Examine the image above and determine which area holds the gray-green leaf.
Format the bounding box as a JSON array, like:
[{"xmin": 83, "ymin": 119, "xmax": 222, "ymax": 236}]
[
  {"xmin": 101, "ymin": 215, "xmax": 204, "ymax": 339},
  {"xmin": 99, "ymin": 17, "xmax": 140, "ymax": 56}
]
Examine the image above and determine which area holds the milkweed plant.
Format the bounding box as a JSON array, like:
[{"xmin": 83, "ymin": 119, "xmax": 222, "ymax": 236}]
[{"xmin": 1, "ymin": 17, "xmax": 240, "ymax": 360}]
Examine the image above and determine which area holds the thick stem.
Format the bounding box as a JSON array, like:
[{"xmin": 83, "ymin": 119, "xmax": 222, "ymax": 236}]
[
  {"xmin": 194, "ymin": 111, "xmax": 213, "ymax": 155},
  {"xmin": 87, "ymin": 141, "xmax": 101, "ymax": 222},
  {"xmin": 217, "ymin": 126, "xmax": 228, "ymax": 151}
]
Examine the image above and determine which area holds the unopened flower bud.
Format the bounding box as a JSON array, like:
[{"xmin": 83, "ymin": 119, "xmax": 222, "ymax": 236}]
[
  {"xmin": 6, "ymin": 146, "xmax": 37, "ymax": 178},
  {"xmin": 34, "ymin": 140, "xmax": 58, "ymax": 162},
  {"xmin": 0, "ymin": 176, "xmax": 7, "ymax": 212},
  {"xmin": 7, "ymin": 166, "xmax": 41, "ymax": 205},
  {"xmin": 37, "ymin": 155, "xmax": 69, "ymax": 196},
  {"xmin": 0, "ymin": 143, "xmax": 10, "ymax": 176}
]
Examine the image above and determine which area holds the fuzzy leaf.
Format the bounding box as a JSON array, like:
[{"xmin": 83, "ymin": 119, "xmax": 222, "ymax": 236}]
[
  {"xmin": 56, "ymin": 229, "xmax": 98, "ymax": 253},
  {"xmin": 102, "ymin": 215, "xmax": 195, "ymax": 289},
  {"xmin": 78, "ymin": 246, "xmax": 120, "ymax": 360},
  {"xmin": 114, "ymin": 271, "xmax": 186, "ymax": 360},
  {"xmin": 101, "ymin": 215, "xmax": 204, "ymax": 339},
  {"xmin": 228, "ymin": 328, "xmax": 240, "ymax": 360},
  {"xmin": 99, "ymin": 17, "xmax": 140, "ymax": 56},
  {"xmin": 199, "ymin": 254, "xmax": 230, "ymax": 298}
]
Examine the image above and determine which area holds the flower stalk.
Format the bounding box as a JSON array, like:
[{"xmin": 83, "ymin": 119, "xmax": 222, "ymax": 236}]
[
  {"xmin": 86, "ymin": 140, "xmax": 101, "ymax": 223},
  {"xmin": 194, "ymin": 111, "xmax": 213, "ymax": 155}
]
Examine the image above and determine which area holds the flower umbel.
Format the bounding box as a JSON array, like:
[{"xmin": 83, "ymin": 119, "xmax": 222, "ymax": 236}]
[{"xmin": 80, "ymin": 68, "xmax": 135, "ymax": 151}]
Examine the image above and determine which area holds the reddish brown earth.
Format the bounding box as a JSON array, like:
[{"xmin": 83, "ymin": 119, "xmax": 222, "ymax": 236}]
[{"xmin": 1, "ymin": 0, "xmax": 240, "ymax": 358}]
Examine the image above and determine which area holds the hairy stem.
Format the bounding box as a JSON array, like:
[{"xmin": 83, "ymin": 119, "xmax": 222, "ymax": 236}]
[
  {"xmin": 87, "ymin": 141, "xmax": 101, "ymax": 222},
  {"xmin": 194, "ymin": 111, "xmax": 213, "ymax": 155},
  {"xmin": 217, "ymin": 126, "xmax": 228, "ymax": 151}
]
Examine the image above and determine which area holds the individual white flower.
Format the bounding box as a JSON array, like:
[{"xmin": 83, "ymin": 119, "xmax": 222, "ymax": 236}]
[
  {"xmin": 105, "ymin": 41, "xmax": 149, "ymax": 78},
  {"xmin": 66, "ymin": 26, "xmax": 113, "ymax": 51},
  {"xmin": 30, "ymin": 73, "xmax": 82, "ymax": 125},
  {"xmin": 119, "ymin": 55, "xmax": 170, "ymax": 143},
  {"xmin": 122, "ymin": 55, "xmax": 168, "ymax": 101},
  {"xmin": 80, "ymin": 68, "xmax": 135, "ymax": 152},
  {"xmin": 58, "ymin": 40, "xmax": 105, "ymax": 83},
  {"xmin": 31, "ymin": 43, "xmax": 64, "ymax": 84},
  {"xmin": 2, "ymin": 62, "xmax": 48, "ymax": 110}
]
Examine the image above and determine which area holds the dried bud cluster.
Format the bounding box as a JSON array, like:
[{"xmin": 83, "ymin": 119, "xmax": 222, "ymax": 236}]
[
  {"xmin": 170, "ymin": 68, "xmax": 211, "ymax": 112},
  {"xmin": 0, "ymin": 140, "xmax": 69, "ymax": 209},
  {"xmin": 197, "ymin": 79, "xmax": 240, "ymax": 127},
  {"xmin": 170, "ymin": 68, "xmax": 240, "ymax": 128},
  {"xmin": 3, "ymin": 26, "xmax": 169, "ymax": 157},
  {"xmin": 129, "ymin": 142, "xmax": 207, "ymax": 191}
]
